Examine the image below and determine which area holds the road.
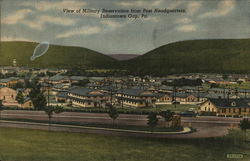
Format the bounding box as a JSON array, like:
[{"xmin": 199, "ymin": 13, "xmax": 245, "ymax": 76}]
[{"xmin": 0, "ymin": 110, "xmax": 242, "ymax": 138}]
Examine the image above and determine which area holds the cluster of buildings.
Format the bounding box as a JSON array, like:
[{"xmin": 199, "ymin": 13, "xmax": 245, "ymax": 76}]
[{"xmin": 1, "ymin": 66, "xmax": 250, "ymax": 117}]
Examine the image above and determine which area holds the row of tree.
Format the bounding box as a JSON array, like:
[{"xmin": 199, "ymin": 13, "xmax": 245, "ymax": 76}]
[
  {"xmin": 162, "ymin": 78, "xmax": 203, "ymax": 87},
  {"xmin": 108, "ymin": 105, "xmax": 176, "ymax": 131}
]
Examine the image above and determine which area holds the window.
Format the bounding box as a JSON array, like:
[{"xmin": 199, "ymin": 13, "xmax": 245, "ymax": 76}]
[{"xmin": 231, "ymin": 102, "xmax": 236, "ymax": 107}]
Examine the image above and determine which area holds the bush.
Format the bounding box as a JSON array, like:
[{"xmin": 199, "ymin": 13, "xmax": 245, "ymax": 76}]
[{"xmin": 200, "ymin": 111, "xmax": 216, "ymax": 116}]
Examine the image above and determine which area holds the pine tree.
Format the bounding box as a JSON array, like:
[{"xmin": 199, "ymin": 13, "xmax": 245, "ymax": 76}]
[
  {"xmin": 147, "ymin": 112, "xmax": 159, "ymax": 132},
  {"xmin": 108, "ymin": 105, "xmax": 119, "ymax": 127},
  {"xmin": 16, "ymin": 91, "xmax": 25, "ymax": 104}
]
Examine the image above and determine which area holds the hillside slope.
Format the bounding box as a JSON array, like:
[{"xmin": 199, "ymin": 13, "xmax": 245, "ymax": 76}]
[
  {"xmin": 108, "ymin": 54, "xmax": 139, "ymax": 60},
  {"xmin": 0, "ymin": 41, "xmax": 118, "ymax": 69},
  {"xmin": 123, "ymin": 39, "xmax": 250, "ymax": 75}
]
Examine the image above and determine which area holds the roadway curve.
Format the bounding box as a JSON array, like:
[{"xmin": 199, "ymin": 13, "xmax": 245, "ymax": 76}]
[{"xmin": 0, "ymin": 110, "xmax": 242, "ymax": 138}]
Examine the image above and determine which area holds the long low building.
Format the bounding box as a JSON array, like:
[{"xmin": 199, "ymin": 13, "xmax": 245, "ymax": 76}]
[
  {"xmin": 0, "ymin": 87, "xmax": 33, "ymax": 108},
  {"xmin": 67, "ymin": 87, "xmax": 110, "ymax": 108},
  {"xmin": 199, "ymin": 98, "xmax": 250, "ymax": 117},
  {"xmin": 115, "ymin": 88, "xmax": 161, "ymax": 108}
]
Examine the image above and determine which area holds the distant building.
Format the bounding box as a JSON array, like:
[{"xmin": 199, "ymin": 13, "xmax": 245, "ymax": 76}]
[
  {"xmin": 173, "ymin": 93, "xmax": 207, "ymax": 105},
  {"xmin": 48, "ymin": 75, "xmax": 69, "ymax": 84},
  {"xmin": 0, "ymin": 77, "xmax": 20, "ymax": 87},
  {"xmin": 67, "ymin": 87, "xmax": 109, "ymax": 108},
  {"xmin": 12, "ymin": 59, "xmax": 17, "ymax": 67},
  {"xmin": 0, "ymin": 87, "xmax": 33, "ymax": 108},
  {"xmin": 199, "ymin": 98, "xmax": 250, "ymax": 117},
  {"xmin": 115, "ymin": 88, "xmax": 161, "ymax": 108}
]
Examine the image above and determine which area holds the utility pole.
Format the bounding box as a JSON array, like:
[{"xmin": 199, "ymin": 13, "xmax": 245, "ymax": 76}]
[
  {"xmin": 47, "ymin": 80, "xmax": 50, "ymax": 108},
  {"xmin": 109, "ymin": 80, "xmax": 113, "ymax": 106},
  {"xmin": 197, "ymin": 86, "xmax": 200, "ymax": 102},
  {"xmin": 174, "ymin": 85, "xmax": 177, "ymax": 108},
  {"xmin": 121, "ymin": 81, "xmax": 124, "ymax": 108}
]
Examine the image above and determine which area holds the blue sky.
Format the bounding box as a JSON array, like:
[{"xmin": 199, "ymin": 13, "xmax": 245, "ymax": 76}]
[{"xmin": 1, "ymin": 0, "xmax": 249, "ymax": 54}]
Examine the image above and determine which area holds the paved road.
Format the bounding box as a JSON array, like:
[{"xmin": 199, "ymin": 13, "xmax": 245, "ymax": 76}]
[{"xmin": 0, "ymin": 110, "xmax": 242, "ymax": 138}]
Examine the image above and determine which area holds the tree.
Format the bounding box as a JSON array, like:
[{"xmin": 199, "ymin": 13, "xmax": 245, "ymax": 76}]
[
  {"xmin": 159, "ymin": 110, "xmax": 174, "ymax": 127},
  {"xmin": 13, "ymin": 81, "xmax": 24, "ymax": 90},
  {"xmin": 222, "ymin": 74, "xmax": 229, "ymax": 80},
  {"xmin": 108, "ymin": 105, "xmax": 119, "ymax": 127},
  {"xmin": 32, "ymin": 93, "xmax": 47, "ymax": 110},
  {"xmin": 0, "ymin": 100, "xmax": 4, "ymax": 121},
  {"xmin": 239, "ymin": 118, "xmax": 250, "ymax": 141},
  {"xmin": 16, "ymin": 91, "xmax": 25, "ymax": 104},
  {"xmin": 44, "ymin": 106, "xmax": 64, "ymax": 131},
  {"xmin": 29, "ymin": 84, "xmax": 47, "ymax": 110},
  {"xmin": 147, "ymin": 112, "xmax": 159, "ymax": 132}
]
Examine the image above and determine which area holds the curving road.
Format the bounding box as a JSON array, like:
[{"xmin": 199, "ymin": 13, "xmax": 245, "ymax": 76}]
[{"xmin": 0, "ymin": 110, "xmax": 242, "ymax": 138}]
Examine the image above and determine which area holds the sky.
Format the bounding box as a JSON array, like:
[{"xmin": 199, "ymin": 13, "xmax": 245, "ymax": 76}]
[{"xmin": 1, "ymin": 0, "xmax": 249, "ymax": 55}]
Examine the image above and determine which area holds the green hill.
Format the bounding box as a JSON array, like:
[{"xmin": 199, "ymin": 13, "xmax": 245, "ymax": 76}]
[
  {"xmin": 0, "ymin": 41, "xmax": 118, "ymax": 69},
  {"xmin": 123, "ymin": 39, "xmax": 250, "ymax": 75}
]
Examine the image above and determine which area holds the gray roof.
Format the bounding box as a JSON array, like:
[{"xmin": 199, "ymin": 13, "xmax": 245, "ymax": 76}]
[
  {"xmin": 49, "ymin": 75, "xmax": 68, "ymax": 81},
  {"xmin": 205, "ymin": 93, "xmax": 237, "ymax": 99},
  {"xmin": 172, "ymin": 92, "xmax": 207, "ymax": 98},
  {"xmin": 57, "ymin": 91, "xmax": 68, "ymax": 98},
  {"xmin": 68, "ymin": 86, "xmax": 106, "ymax": 96},
  {"xmin": 70, "ymin": 76, "xmax": 88, "ymax": 81},
  {"xmin": 0, "ymin": 77, "xmax": 19, "ymax": 83},
  {"xmin": 117, "ymin": 88, "xmax": 159, "ymax": 97},
  {"xmin": 209, "ymin": 98, "xmax": 250, "ymax": 108},
  {"xmin": 160, "ymin": 85, "xmax": 174, "ymax": 90},
  {"xmin": 237, "ymin": 89, "xmax": 250, "ymax": 93},
  {"xmin": 52, "ymin": 83, "xmax": 69, "ymax": 89},
  {"xmin": 208, "ymin": 88, "xmax": 232, "ymax": 92}
]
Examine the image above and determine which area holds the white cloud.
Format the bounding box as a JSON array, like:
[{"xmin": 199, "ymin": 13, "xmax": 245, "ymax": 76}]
[
  {"xmin": 117, "ymin": 0, "xmax": 162, "ymax": 7},
  {"xmin": 40, "ymin": 16, "xmax": 76, "ymax": 26},
  {"xmin": 21, "ymin": 20, "xmax": 43, "ymax": 30},
  {"xmin": 21, "ymin": 15, "xmax": 77, "ymax": 30},
  {"xmin": 56, "ymin": 26, "xmax": 101, "ymax": 38},
  {"xmin": 21, "ymin": 0, "xmax": 86, "ymax": 11},
  {"xmin": 2, "ymin": 7, "xmax": 77, "ymax": 30},
  {"xmin": 101, "ymin": 20, "xmax": 122, "ymax": 28},
  {"xmin": 2, "ymin": 9, "xmax": 32, "ymax": 24},
  {"xmin": 187, "ymin": 2, "xmax": 202, "ymax": 15},
  {"xmin": 200, "ymin": 0, "xmax": 235, "ymax": 18},
  {"xmin": 168, "ymin": 1, "xmax": 185, "ymax": 9},
  {"xmin": 1, "ymin": 36, "xmax": 33, "ymax": 42},
  {"xmin": 143, "ymin": 17, "xmax": 160, "ymax": 23},
  {"xmin": 175, "ymin": 18, "xmax": 191, "ymax": 24},
  {"xmin": 177, "ymin": 25, "xmax": 197, "ymax": 32}
]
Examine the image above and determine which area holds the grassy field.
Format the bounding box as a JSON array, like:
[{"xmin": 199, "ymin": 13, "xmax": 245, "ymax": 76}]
[
  {"xmin": 0, "ymin": 41, "xmax": 118, "ymax": 69},
  {"xmin": 0, "ymin": 128, "xmax": 249, "ymax": 161},
  {"xmin": 123, "ymin": 39, "xmax": 250, "ymax": 75},
  {"xmin": 218, "ymin": 82, "xmax": 250, "ymax": 90},
  {"xmin": 155, "ymin": 104, "xmax": 199, "ymax": 112}
]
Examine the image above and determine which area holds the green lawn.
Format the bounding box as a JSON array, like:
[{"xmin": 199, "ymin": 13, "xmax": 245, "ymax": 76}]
[
  {"xmin": 116, "ymin": 104, "xmax": 199, "ymax": 113},
  {"xmin": 0, "ymin": 128, "xmax": 249, "ymax": 161},
  {"xmin": 155, "ymin": 104, "xmax": 199, "ymax": 112},
  {"xmin": 60, "ymin": 104, "xmax": 199, "ymax": 114}
]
